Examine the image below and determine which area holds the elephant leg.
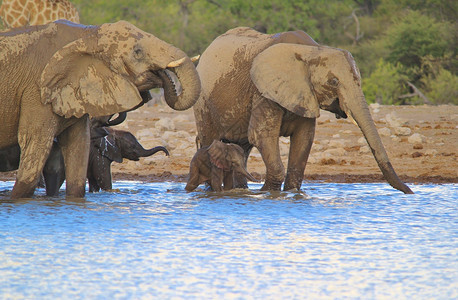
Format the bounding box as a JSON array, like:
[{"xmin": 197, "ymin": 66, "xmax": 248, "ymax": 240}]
[
  {"xmin": 223, "ymin": 171, "xmax": 234, "ymax": 190},
  {"xmin": 59, "ymin": 117, "xmax": 90, "ymax": 198},
  {"xmin": 248, "ymin": 95, "xmax": 284, "ymax": 191},
  {"xmin": 256, "ymin": 137, "xmax": 284, "ymax": 191},
  {"xmin": 284, "ymin": 118, "xmax": 316, "ymax": 191},
  {"xmin": 13, "ymin": 138, "xmax": 54, "ymax": 198},
  {"xmin": 43, "ymin": 142, "xmax": 65, "ymax": 196},
  {"xmin": 87, "ymin": 174, "xmax": 100, "ymax": 193},
  {"xmin": 232, "ymin": 139, "xmax": 253, "ymax": 189},
  {"xmin": 97, "ymin": 161, "xmax": 113, "ymax": 191},
  {"xmin": 12, "ymin": 113, "xmax": 57, "ymax": 198},
  {"xmin": 210, "ymin": 166, "xmax": 224, "ymax": 192}
]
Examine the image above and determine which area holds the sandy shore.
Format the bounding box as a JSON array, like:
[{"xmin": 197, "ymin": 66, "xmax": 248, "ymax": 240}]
[{"xmin": 1, "ymin": 104, "xmax": 457, "ymax": 185}]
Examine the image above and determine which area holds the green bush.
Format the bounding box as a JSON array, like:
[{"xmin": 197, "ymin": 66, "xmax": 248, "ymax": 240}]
[
  {"xmin": 362, "ymin": 59, "xmax": 407, "ymax": 104},
  {"xmin": 425, "ymin": 68, "xmax": 458, "ymax": 105},
  {"xmin": 386, "ymin": 10, "xmax": 451, "ymax": 69}
]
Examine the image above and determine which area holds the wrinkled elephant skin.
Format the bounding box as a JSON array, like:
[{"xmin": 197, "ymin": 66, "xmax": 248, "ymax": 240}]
[
  {"xmin": 194, "ymin": 27, "xmax": 413, "ymax": 194},
  {"xmin": 0, "ymin": 20, "xmax": 200, "ymax": 198}
]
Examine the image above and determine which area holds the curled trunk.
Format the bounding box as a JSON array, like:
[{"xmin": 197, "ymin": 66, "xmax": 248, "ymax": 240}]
[
  {"xmin": 106, "ymin": 112, "xmax": 127, "ymax": 126},
  {"xmin": 138, "ymin": 146, "xmax": 169, "ymax": 158},
  {"xmin": 160, "ymin": 56, "xmax": 201, "ymax": 111}
]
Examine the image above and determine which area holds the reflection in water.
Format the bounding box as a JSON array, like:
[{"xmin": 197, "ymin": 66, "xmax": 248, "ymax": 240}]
[{"xmin": 0, "ymin": 181, "xmax": 457, "ymax": 299}]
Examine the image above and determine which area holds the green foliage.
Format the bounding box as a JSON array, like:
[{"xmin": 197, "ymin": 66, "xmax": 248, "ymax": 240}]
[
  {"xmin": 386, "ymin": 10, "xmax": 451, "ymax": 68},
  {"xmin": 32, "ymin": 0, "xmax": 458, "ymax": 105},
  {"xmin": 425, "ymin": 68, "xmax": 458, "ymax": 105},
  {"xmin": 362, "ymin": 59, "xmax": 407, "ymax": 104}
]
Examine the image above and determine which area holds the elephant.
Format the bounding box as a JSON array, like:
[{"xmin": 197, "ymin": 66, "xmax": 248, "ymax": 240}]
[
  {"xmin": 1, "ymin": 125, "xmax": 169, "ymax": 195},
  {"xmin": 0, "ymin": 19, "xmax": 201, "ymax": 198},
  {"xmin": 0, "ymin": 113, "xmax": 128, "ymax": 195},
  {"xmin": 185, "ymin": 140, "xmax": 257, "ymax": 192},
  {"xmin": 87, "ymin": 127, "xmax": 169, "ymax": 192},
  {"xmin": 193, "ymin": 27, "xmax": 413, "ymax": 194}
]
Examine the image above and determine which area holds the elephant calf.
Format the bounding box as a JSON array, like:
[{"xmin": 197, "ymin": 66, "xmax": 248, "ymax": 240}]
[
  {"xmin": 87, "ymin": 128, "xmax": 169, "ymax": 192},
  {"xmin": 185, "ymin": 140, "xmax": 257, "ymax": 192}
]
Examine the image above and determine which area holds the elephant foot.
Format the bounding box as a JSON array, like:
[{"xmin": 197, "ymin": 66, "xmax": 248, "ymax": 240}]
[
  {"xmin": 283, "ymin": 183, "xmax": 302, "ymax": 191},
  {"xmin": 284, "ymin": 169, "xmax": 305, "ymax": 191},
  {"xmin": 260, "ymin": 180, "xmax": 282, "ymax": 191},
  {"xmin": 11, "ymin": 181, "xmax": 36, "ymax": 199}
]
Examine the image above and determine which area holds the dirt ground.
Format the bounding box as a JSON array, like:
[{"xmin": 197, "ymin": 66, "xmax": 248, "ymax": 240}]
[{"xmin": 1, "ymin": 104, "xmax": 457, "ymax": 185}]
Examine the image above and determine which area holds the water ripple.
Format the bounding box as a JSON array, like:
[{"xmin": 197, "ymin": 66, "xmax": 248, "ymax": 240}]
[{"xmin": 0, "ymin": 181, "xmax": 457, "ymax": 299}]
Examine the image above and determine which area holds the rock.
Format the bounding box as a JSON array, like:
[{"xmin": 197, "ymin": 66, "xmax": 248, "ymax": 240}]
[
  {"xmin": 413, "ymin": 143, "xmax": 423, "ymax": 150},
  {"xmin": 172, "ymin": 114, "xmax": 190, "ymax": 123},
  {"xmin": 370, "ymin": 103, "xmax": 380, "ymax": 113},
  {"xmin": 394, "ymin": 126, "xmax": 411, "ymax": 136},
  {"xmin": 378, "ymin": 127, "xmax": 391, "ymax": 137},
  {"xmin": 391, "ymin": 135, "xmax": 401, "ymax": 142},
  {"xmin": 324, "ymin": 148, "xmax": 346, "ymax": 156},
  {"xmin": 385, "ymin": 112, "xmax": 406, "ymax": 128},
  {"xmin": 332, "ymin": 134, "xmax": 341, "ymax": 138},
  {"xmin": 408, "ymin": 133, "xmax": 425, "ymax": 144},
  {"xmin": 136, "ymin": 129, "xmax": 153, "ymax": 139},
  {"xmin": 329, "ymin": 139, "xmax": 346, "ymax": 148},
  {"xmin": 160, "ymin": 130, "xmax": 195, "ymax": 151},
  {"xmin": 425, "ymin": 149, "xmax": 438, "ymax": 156},
  {"xmin": 279, "ymin": 143, "xmax": 289, "ymax": 156},
  {"xmin": 358, "ymin": 137, "xmax": 367, "ymax": 145},
  {"xmin": 412, "ymin": 152, "xmax": 423, "ymax": 158},
  {"xmin": 175, "ymin": 130, "xmax": 192, "ymax": 139},
  {"xmin": 155, "ymin": 117, "xmax": 175, "ymax": 131},
  {"xmin": 307, "ymin": 156, "xmax": 317, "ymax": 164},
  {"xmin": 359, "ymin": 145, "xmax": 371, "ymax": 154},
  {"xmin": 312, "ymin": 144, "xmax": 324, "ymax": 151}
]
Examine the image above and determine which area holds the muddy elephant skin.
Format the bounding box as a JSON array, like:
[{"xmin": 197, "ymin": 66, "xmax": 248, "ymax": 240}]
[
  {"xmin": 194, "ymin": 27, "xmax": 412, "ymax": 194},
  {"xmin": 0, "ymin": 20, "xmax": 200, "ymax": 198}
]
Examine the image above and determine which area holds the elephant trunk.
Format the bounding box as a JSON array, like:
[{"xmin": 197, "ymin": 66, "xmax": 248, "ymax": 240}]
[
  {"xmin": 161, "ymin": 52, "xmax": 201, "ymax": 111},
  {"xmin": 139, "ymin": 146, "xmax": 169, "ymax": 158},
  {"xmin": 235, "ymin": 166, "xmax": 258, "ymax": 182},
  {"xmin": 345, "ymin": 93, "xmax": 413, "ymax": 194}
]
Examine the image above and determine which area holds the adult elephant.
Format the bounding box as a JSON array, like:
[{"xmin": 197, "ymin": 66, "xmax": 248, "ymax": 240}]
[
  {"xmin": 194, "ymin": 27, "xmax": 412, "ymax": 194},
  {"xmin": 0, "ymin": 20, "xmax": 201, "ymax": 198}
]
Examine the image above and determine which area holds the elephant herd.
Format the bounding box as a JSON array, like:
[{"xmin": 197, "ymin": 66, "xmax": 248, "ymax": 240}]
[{"xmin": 0, "ymin": 20, "xmax": 413, "ymax": 198}]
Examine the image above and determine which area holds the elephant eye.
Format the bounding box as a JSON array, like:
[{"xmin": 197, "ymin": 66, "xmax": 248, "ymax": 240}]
[
  {"xmin": 329, "ymin": 78, "xmax": 339, "ymax": 86},
  {"xmin": 133, "ymin": 45, "xmax": 144, "ymax": 59}
]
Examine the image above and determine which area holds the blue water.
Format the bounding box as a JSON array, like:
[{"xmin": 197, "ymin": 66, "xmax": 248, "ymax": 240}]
[{"xmin": 0, "ymin": 181, "xmax": 457, "ymax": 299}]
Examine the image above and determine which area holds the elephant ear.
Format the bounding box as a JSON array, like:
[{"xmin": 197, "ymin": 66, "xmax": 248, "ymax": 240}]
[
  {"xmin": 40, "ymin": 38, "xmax": 142, "ymax": 118},
  {"xmin": 250, "ymin": 43, "xmax": 320, "ymax": 118},
  {"xmin": 208, "ymin": 140, "xmax": 230, "ymax": 170},
  {"xmin": 96, "ymin": 135, "xmax": 123, "ymax": 163}
]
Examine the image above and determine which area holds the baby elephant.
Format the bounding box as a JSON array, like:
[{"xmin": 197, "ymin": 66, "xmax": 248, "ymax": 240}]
[
  {"xmin": 186, "ymin": 140, "xmax": 257, "ymax": 192},
  {"xmin": 88, "ymin": 128, "xmax": 169, "ymax": 192}
]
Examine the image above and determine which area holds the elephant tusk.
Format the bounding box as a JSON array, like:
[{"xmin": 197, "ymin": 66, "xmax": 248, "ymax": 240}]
[
  {"xmin": 190, "ymin": 55, "xmax": 200, "ymax": 63},
  {"xmin": 348, "ymin": 114, "xmax": 358, "ymax": 126},
  {"xmin": 167, "ymin": 57, "xmax": 186, "ymax": 68}
]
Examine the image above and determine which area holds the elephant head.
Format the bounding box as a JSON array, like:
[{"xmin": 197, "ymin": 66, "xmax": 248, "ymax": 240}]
[
  {"xmin": 88, "ymin": 128, "xmax": 169, "ymax": 192},
  {"xmin": 100, "ymin": 128, "xmax": 170, "ymax": 163},
  {"xmin": 40, "ymin": 20, "xmax": 201, "ymax": 118},
  {"xmin": 208, "ymin": 140, "xmax": 257, "ymax": 182},
  {"xmin": 250, "ymin": 44, "xmax": 413, "ymax": 194}
]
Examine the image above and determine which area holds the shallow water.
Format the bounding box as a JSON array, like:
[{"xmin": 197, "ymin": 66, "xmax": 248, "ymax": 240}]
[{"xmin": 0, "ymin": 181, "xmax": 457, "ymax": 299}]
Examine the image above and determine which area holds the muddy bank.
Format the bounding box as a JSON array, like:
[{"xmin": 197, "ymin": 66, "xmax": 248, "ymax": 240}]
[{"xmin": 1, "ymin": 104, "xmax": 457, "ymax": 185}]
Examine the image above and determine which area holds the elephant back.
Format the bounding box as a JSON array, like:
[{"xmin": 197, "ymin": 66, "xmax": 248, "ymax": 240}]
[{"xmin": 197, "ymin": 27, "xmax": 274, "ymax": 96}]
